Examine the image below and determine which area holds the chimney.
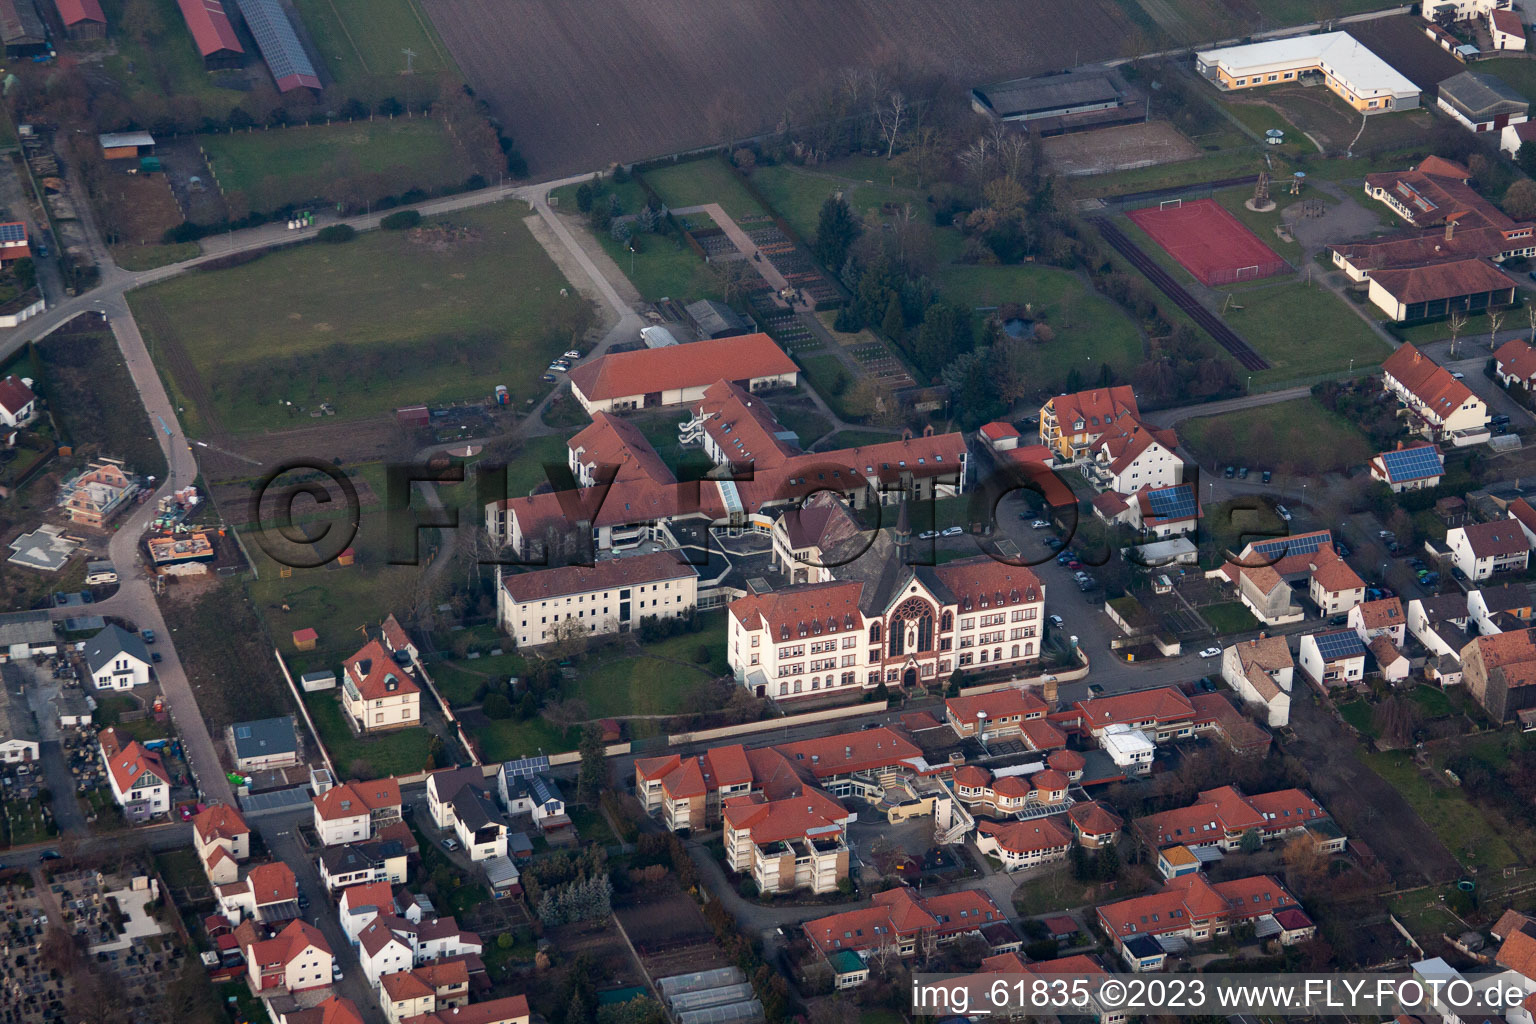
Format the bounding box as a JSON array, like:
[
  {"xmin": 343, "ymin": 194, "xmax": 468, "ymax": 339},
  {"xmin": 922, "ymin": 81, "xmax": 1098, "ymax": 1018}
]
[{"xmin": 1445, "ymin": 218, "xmax": 1456, "ymax": 242}]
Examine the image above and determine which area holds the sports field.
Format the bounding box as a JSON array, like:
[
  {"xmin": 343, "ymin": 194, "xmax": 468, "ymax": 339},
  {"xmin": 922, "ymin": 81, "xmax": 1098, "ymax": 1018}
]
[
  {"xmin": 292, "ymin": 0, "xmax": 454, "ymax": 84},
  {"xmin": 1127, "ymin": 199, "xmax": 1289, "ymax": 287},
  {"xmin": 202, "ymin": 118, "xmax": 474, "ymax": 213},
  {"xmin": 129, "ymin": 201, "xmax": 587, "ymax": 434}
]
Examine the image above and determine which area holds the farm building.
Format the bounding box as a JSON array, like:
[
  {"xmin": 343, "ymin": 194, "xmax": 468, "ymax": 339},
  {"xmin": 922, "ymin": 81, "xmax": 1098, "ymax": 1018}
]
[
  {"xmin": 99, "ymin": 132, "xmax": 155, "ymax": 161},
  {"xmin": 1436, "ymin": 71, "xmax": 1528, "ymax": 134},
  {"xmin": 232, "ymin": 0, "xmax": 320, "ymax": 92},
  {"xmin": 685, "ymin": 299, "xmax": 753, "ymax": 339},
  {"xmin": 52, "ymin": 0, "xmax": 103, "ymax": 39},
  {"xmin": 568, "ymin": 333, "xmax": 797, "ymax": 413},
  {"xmin": 970, "ymin": 68, "xmax": 1142, "ymax": 135},
  {"xmin": 175, "ymin": 0, "xmax": 244, "ymax": 70},
  {"xmin": 1195, "ymin": 33, "xmax": 1419, "ymax": 113},
  {"xmin": 0, "ymin": 0, "xmax": 48, "ymax": 57}
]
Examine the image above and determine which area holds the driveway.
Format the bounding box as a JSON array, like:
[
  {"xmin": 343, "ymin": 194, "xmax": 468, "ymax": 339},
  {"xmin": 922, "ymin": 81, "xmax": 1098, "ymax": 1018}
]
[{"xmin": 14, "ymin": 662, "xmax": 87, "ymax": 836}]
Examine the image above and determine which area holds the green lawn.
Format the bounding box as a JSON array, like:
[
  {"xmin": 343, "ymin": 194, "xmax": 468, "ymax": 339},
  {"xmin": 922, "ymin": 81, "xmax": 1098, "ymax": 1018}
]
[
  {"xmin": 502, "ymin": 435, "xmax": 575, "ymax": 501},
  {"xmin": 1471, "ymin": 58, "xmax": 1536, "ymax": 104},
  {"xmin": 1395, "ymin": 307, "xmax": 1520, "ymax": 348},
  {"xmin": 95, "ymin": 0, "xmax": 246, "ymax": 121},
  {"xmin": 773, "ymin": 405, "xmax": 833, "ymax": 446},
  {"xmin": 1364, "ymin": 750, "xmax": 1521, "ymax": 874},
  {"xmin": 304, "ymin": 690, "xmax": 432, "ymax": 779},
  {"xmin": 1200, "ymin": 601, "xmax": 1260, "ymax": 635},
  {"xmin": 642, "ymin": 159, "xmax": 765, "ymax": 220},
  {"xmin": 602, "ymin": 226, "xmax": 721, "ymax": 304},
  {"xmin": 549, "ymin": 177, "xmax": 649, "ymax": 218},
  {"xmin": 431, "ymin": 653, "xmax": 528, "ymax": 707},
  {"xmin": 473, "ymin": 716, "xmax": 576, "ymax": 762},
  {"xmin": 156, "ymin": 847, "xmax": 207, "ymax": 890},
  {"xmin": 1337, "ymin": 698, "xmax": 1378, "ymax": 737},
  {"xmin": 1409, "ymin": 684, "xmax": 1456, "ymax": 719},
  {"xmin": 1064, "ymin": 147, "xmax": 1264, "ymax": 199},
  {"xmin": 1223, "ymin": 281, "xmax": 1393, "ymax": 387},
  {"xmin": 749, "ymin": 162, "xmax": 915, "ymax": 243},
  {"xmin": 131, "ymin": 201, "xmax": 583, "ymax": 434},
  {"xmin": 290, "ymin": 0, "xmax": 454, "ymax": 84},
  {"xmin": 936, "ymin": 264, "xmax": 1146, "ymax": 396},
  {"xmin": 565, "ymin": 624, "xmax": 728, "ymax": 718},
  {"xmin": 202, "ymin": 119, "xmax": 473, "ymax": 213},
  {"xmin": 798, "ymin": 353, "xmax": 857, "ymax": 419},
  {"xmin": 110, "ymin": 243, "xmax": 201, "ymax": 272},
  {"xmin": 567, "ymin": 804, "xmax": 617, "ymax": 845},
  {"xmin": 816, "ymin": 429, "xmax": 901, "ymax": 450},
  {"xmin": 1181, "ymin": 396, "xmax": 1375, "ymax": 475}
]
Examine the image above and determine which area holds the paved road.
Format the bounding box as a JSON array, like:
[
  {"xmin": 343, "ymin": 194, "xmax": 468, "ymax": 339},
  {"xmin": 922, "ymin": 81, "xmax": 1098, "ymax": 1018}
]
[{"xmin": 1143, "ymin": 386, "xmax": 1313, "ymax": 429}]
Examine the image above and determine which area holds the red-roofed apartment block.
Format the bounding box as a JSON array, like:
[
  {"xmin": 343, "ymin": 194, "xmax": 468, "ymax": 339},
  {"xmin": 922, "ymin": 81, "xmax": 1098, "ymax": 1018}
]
[
  {"xmin": 724, "ymin": 786, "xmax": 851, "ymax": 894},
  {"xmin": 804, "ymin": 886, "xmax": 1005, "ymax": 960},
  {"xmin": 341, "ymin": 639, "xmax": 420, "ymax": 734},
  {"xmin": 495, "ymin": 550, "xmax": 698, "ymax": 649},
  {"xmin": 1382, "ymin": 344, "xmax": 1490, "ymax": 442},
  {"xmin": 1097, "ymin": 872, "xmax": 1305, "ymax": 970}
]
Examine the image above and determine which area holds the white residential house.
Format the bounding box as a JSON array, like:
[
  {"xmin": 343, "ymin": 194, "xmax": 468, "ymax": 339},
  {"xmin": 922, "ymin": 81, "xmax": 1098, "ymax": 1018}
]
[
  {"xmin": 84, "ymin": 625, "xmax": 152, "ymax": 690},
  {"xmin": 98, "ymin": 727, "xmax": 169, "ymax": 819},
  {"xmin": 1448, "ymin": 521, "xmax": 1531, "ymax": 581},
  {"xmin": 1381, "ymin": 345, "xmax": 1490, "ymax": 445},
  {"xmin": 1085, "ymin": 420, "xmax": 1183, "ymax": 495},
  {"xmin": 340, "ymin": 639, "xmax": 421, "ymax": 734},
  {"xmin": 356, "ymin": 916, "xmax": 415, "ymax": 986},
  {"xmin": 217, "ymin": 862, "xmax": 300, "ymax": 925},
  {"xmin": 192, "ymin": 804, "xmax": 250, "ymax": 885},
  {"xmin": 242, "ymin": 920, "xmax": 333, "ymax": 994},
  {"xmin": 311, "ymin": 779, "xmax": 402, "ymax": 847},
  {"xmin": 1298, "ymin": 630, "xmax": 1368, "ymax": 690},
  {"xmin": 317, "ymin": 839, "xmax": 408, "ymax": 892},
  {"xmin": 1349, "ymin": 597, "xmax": 1406, "ymax": 646},
  {"xmin": 1369, "ymin": 636, "xmax": 1412, "ymax": 684},
  {"xmin": 0, "ymin": 375, "xmax": 37, "ymax": 428},
  {"xmin": 1220, "ymin": 636, "xmax": 1294, "ymax": 728},
  {"xmin": 1467, "ymin": 583, "xmax": 1534, "ymax": 635},
  {"xmin": 338, "ymin": 880, "xmax": 394, "ymax": 946},
  {"xmin": 1307, "ymin": 552, "xmax": 1366, "ymax": 617},
  {"xmin": 426, "ymin": 767, "xmax": 508, "ymax": 862},
  {"xmin": 1409, "ymin": 594, "xmax": 1472, "ymax": 662},
  {"xmin": 499, "ymin": 767, "xmax": 568, "ymax": 832},
  {"xmin": 495, "ymin": 552, "xmax": 699, "ymax": 649},
  {"xmin": 1369, "ymin": 442, "xmax": 1445, "ymax": 493},
  {"xmin": 0, "ymin": 685, "xmax": 38, "ymax": 764}
]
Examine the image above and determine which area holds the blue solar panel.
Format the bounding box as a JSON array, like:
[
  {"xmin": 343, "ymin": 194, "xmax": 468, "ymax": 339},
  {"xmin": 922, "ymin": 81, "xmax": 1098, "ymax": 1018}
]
[
  {"xmin": 0, "ymin": 224, "xmax": 27, "ymax": 244},
  {"xmin": 1248, "ymin": 531, "xmax": 1331, "ymax": 559},
  {"xmin": 234, "ymin": 0, "xmax": 320, "ymax": 88},
  {"xmin": 1147, "ymin": 485, "xmax": 1195, "ymax": 519},
  {"xmin": 502, "ymin": 755, "xmax": 551, "ymax": 778},
  {"xmin": 1312, "ymin": 629, "xmax": 1365, "ymax": 660},
  {"xmin": 1380, "ymin": 445, "xmax": 1443, "ymax": 482}
]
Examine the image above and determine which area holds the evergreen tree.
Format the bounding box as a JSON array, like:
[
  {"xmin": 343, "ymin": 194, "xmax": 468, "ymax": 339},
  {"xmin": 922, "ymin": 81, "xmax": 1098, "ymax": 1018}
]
[
  {"xmin": 578, "ymin": 723, "xmax": 607, "ymax": 804},
  {"xmin": 813, "ymin": 196, "xmax": 860, "ymax": 271},
  {"xmin": 1095, "ymin": 841, "xmax": 1121, "ymax": 881},
  {"xmin": 1520, "ymin": 140, "xmax": 1536, "ymax": 179},
  {"xmin": 1068, "ymin": 841, "xmax": 1091, "ymax": 881},
  {"xmin": 881, "ymin": 292, "xmax": 906, "ymax": 341}
]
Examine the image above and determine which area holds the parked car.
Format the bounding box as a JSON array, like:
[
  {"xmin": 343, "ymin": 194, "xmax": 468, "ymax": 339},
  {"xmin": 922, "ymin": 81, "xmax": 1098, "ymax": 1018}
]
[
  {"xmin": 918, "ymin": 530, "xmax": 940, "ymax": 540},
  {"xmin": 1452, "ymin": 566, "xmax": 1468, "ymax": 581},
  {"xmin": 1378, "ymin": 530, "xmax": 1395, "ymax": 540},
  {"xmin": 1422, "ymin": 572, "xmax": 1441, "ymax": 587},
  {"xmin": 1335, "ymin": 543, "xmax": 1351, "ymax": 558},
  {"xmin": 1048, "ymin": 615, "xmax": 1064, "ymax": 629},
  {"xmin": 1224, "ymin": 465, "xmax": 1236, "ymax": 478},
  {"xmin": 1329, "ymin": 614, "xmax": 1347, "ymax": 626},
  {"xmin": 1197, "ymin": 647, "xmax": 1221, "ymax": 658},
  {"xmin": 1044, "ymin": 538, "xmax": 1063, "ymax": 549},
  {"xmin": 563, "ymin": 349, "xmax": 583, "ymax": 360},
  {"xmin": 441, "ymin": 839, "xmax": 459, "ymax": 852},
  {"xmin": 941, "ymin": 526, "xmax": 964, "ymax": 537},
  {"xmin": 1451, "ymin": 371, "xmax": 1465, "ymax": 380},
  {"xmin": 1275, "ymin": 505, "xmax": 1291, "ymax": 522},
  {"xmin": 39, "ymin": 850, "xmax": 59, "ymax": 861},
  {"xmin": 1196, "ymin": 677, "xmax": 1218, "ymax": 693},
  {"xmin": 151, "ymin": 652, "xmax": 163, "ymax": 663},
  {"xmin": 332, "ymin": 963, "xmax": 343, "ymax": 981},
  {"xmin": 140, "ymin": 629, "xmax": 155, "ymax": 643},
  {"xmin": 1238, "ymin": 466, "xmax": 1249, "ymax": 479},
  {"xmin": 547, "ymin": 363, "xmax": 569, "ymax": 373},
  {"xmin": 541, "ymin": 374, "xmax": 557, "ymax": 383},
  {"xmin": 1408, "ymin": 558, "xmax": 1427, "ymax": 571},
  {"xmin": 1261, "ymin": 470, "xmax": 1272, "ymax": 484},
  {"xmin": 1066, "ymin": 560, "xmax": 1083, "ymax": 570},
  {"xmin": 1031, "ymin": 519, "xmax": 1051, "ymax": 530},
  {"xmin": 177, "ymin": 806, "xmax": 192, "ymax": 822},
  {"xmin": 1078, "ymin": 578, "xmax": 1099, "ymax": 591},
  {"xmin": 1492, "ymin": 414, "xmax": 1512, "ymax": 425}
]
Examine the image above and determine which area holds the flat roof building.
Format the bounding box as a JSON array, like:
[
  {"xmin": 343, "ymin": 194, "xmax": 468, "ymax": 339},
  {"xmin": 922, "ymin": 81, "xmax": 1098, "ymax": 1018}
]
[{"xmin": 1196, "ymin": 33, "xmax": 1419, "ymax": 114}]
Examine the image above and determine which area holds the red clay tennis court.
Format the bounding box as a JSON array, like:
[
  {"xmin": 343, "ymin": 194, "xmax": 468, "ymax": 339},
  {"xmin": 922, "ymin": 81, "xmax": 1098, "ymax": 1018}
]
[{"xmin": 1126, "ymin": 198, "xmax": 1289, "ymax": 287}]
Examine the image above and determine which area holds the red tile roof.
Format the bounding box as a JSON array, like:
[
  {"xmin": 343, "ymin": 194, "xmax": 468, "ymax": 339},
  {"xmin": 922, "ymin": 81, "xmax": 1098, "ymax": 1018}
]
[
  {"xmin": 380, "ymin": 969, "xmax": 434, "ymax": 1001},
  {"xmin": 175, "ymin": 0, "xmax": 243, "ymax": 57},
  {"xmin": 193, "ymin": 803, "xmax": 249, "ymax": 844},
  {"xmin": 1031, "ymin": 769, "xmax": 1068, "ymax": 791},
  {"xmin": 99, "ymin": 727, "xmax": 169, "ymax": 794},
  {"xmin": 980, "ymin": 422, "xmax": 1020, "ymax": 441},
  {"xmin": 1046, "ymin": 386, "xmax": 1139, "ymax": 436},
  {"xmin": 1496, "ymin": 339, "xmax": 1536, "ymax": 383},
  {"xmin": 1098, "ymin": 418, "xmax": 1180, "ymax": 476},
  {"xmin": 728, "ymin": 580, "xmax": 864, "ymax": 634},
  {"xmin": 403, "ymin": 994, "xmax": 530, "ymax": 1024},
  {"xmin": 723, "ymin": 787, "xmax": 845, "ymax": 844},
  {"xmin": 569, "ymin": 334, "xmax": 795, "ymax": 404},
  {"xmin": 932, "ymin": 556, "xmax": 1043, "ymax": 610},
  {"xmin": 775, "ymin": 727, "xmax": 922, "ymax": 779},
  {"xmin": 500, "ymin": 551, "xmax": 695, "ymax": 603},
  {"xmin": 380, "ymin": 614, "xmax": 411, "ymax": 653},
  {"xmin": 248, "ymin": 919, "xmax": 329, "ymax": 970},
  {"xmin": 1509, "ymin": 498, "xmax": 1536, "ymax": 540},
  {"xmin": 1374, "ymin": 259, "xmax": 1516, "ymax": 306},
  {"xmin": 1074, "ymin": 687, "xmax": 1195, "ymax": 730},
  {"xmin": 976, "ymin": 815, "xmax": 1073, "ymax": 856},
  {"xmin": 54, "ymin": 0, "xmax": 105, "ymax": 24},
  {"xmin": 1356, "ymin": 596, "xmax": 1404, "ymax": 630},
  {"xmin": 1384, "ymin": 343, "xmax": 1486, "ymax": 421},
  {"xmin": 945, "ymin": 687, "xmax": 1046, "ymax": 725},
  {"xmin": 344, "ymin": 639, "xmax": 420, "ymax": 701},
  {"xmin": 247, "ymin": 861, "xmax": 298, "ymax": 905},
  {"xmin": 1493, "ymin": 8, "xmax": 1525, "ymax": 35},
  {"xmin": 1067, "ymin": 800, "xmax": 1122, "ymax": 837},
  {"xmin": 1460, "ymin": 519, "xmax": 1530, "ymax": 559},
  {"xmin": 1498, "ymin": 924, "xmax": 1536, "ymax": 978},
  {"xmin": 1048, "ymin": 749, "xmax": 1086, "ymax": 773},
  {"xmin": 1020, "ymin": 718, "xmax": 1067, "ymax": 751},
  {"xmin": 0, "ymin": 375, "xmax": 34, "ymax": 418},
  {"xmin": 1308, "ymin": 548, "xmax": 1365, "ymax": 594},
  {"xmin": 339, "ymin": 880, "xmax": 393, "ymax": 916},
  {"xmin": 1492, "ymin": 908, "xmax": 1535, "ymax": 941},
  {"xmin": 313, "ymin": 778, "xmax": 401, "ymax": 821},
  {"xmin": 357, "ymin": 915, "xmax": 414, "ymax": 957}
]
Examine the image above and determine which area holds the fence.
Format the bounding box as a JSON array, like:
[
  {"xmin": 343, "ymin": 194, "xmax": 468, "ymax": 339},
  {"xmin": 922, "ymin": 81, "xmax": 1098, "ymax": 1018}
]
[{"xmin": 666, "ymin": 699, "xmax": 887, "ymax": 745}]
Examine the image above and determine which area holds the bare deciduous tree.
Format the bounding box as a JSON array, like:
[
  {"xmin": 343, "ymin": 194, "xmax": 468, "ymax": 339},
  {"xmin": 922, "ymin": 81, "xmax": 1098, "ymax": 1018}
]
[
  {"xmin": 874, "ymin": 91, "xmax": 907, "ymax": 159},
  {"xmin": 1489, "ymin": 308, "xmax": 1506, "ymax": 351},
  {"xmin": 1449, "ymin": 311, "xmax": 1469, "ymax": 358}
]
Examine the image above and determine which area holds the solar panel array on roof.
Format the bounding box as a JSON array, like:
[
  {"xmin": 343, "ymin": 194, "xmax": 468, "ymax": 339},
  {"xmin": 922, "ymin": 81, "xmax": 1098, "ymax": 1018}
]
[
  {"xmin": 1312, "ymin": 630, "xmax": 1366, "ymax": 660},
  {"xmin": 0, "ymin": 223, "xmax": 27, "ymax": 244},
  {"xmin": 1248, "ymin": 532, "xmax": 1331, "ymax": 559},
  {"xmin": 1381, "ymin": 445, "xmax": 1444, "ymax": 482},
  {"xmin": 1147, "ymin": 485, "xmax": 1195, "ymax": 520},
  {"xmin": 502, "ymin": 754, "xmax": 551, "ymax": 779},
  {"xmin": 233, "ymin": 0, "xmax": 320, "ymax": 91}
]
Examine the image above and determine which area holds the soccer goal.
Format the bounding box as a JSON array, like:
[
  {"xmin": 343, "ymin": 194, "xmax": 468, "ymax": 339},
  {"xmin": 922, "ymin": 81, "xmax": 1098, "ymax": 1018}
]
[
  {"xmin": 1159, "ymin": 198, "xmax": 1183, "ymax": 211},
  {"xmin": 1232, "ymin": 264, "xmax": 1262, "ymax": 280}
]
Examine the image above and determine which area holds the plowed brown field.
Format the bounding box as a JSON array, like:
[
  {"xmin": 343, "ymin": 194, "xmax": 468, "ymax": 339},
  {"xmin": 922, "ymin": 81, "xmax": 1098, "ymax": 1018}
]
[{"xmin": 422, "ymin": 0, "xmax": 1148, "ymax": 175}]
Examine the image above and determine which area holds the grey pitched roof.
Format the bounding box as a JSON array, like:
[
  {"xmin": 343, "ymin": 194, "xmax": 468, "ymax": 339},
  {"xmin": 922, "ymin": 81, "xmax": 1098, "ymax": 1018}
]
[
  {"xmin": 0, "ymin": 611, "xmax": 52, "ymax": 647},
  {"xmin": 451, "ymin": 788, "xmax": 502, "ymax": 833},
  {"xmin": 973, "ymin": 70, "xmax": 1120, "ymax": 119},
  {"xmin": 83, "ymin": 624, "xmax": 149, "ymax": 675},
  {"xmin": 1418, "ymin": 593, "xmax": 1469, "ymax": 623},
  {"xmin": 511, "ymin": 772, "xmax": 563, "ymax": 809},
  {"xmin": 0, "ymin": 669, "xmax": 37, "ymax": 746},
  {"xmin": 1439, "ymin": 71, "xmax": 1529, "ymax": 121},
  {"xmin": 319, "ymin": 838, "xmax": 405, "ymax": 875},
  {"xmin": 229, "ymin": 716, "xmax": 298, "ymax": 759},
  {"xmin": 822, "ymin": 529, "xmax": 914, "ymax": 616}
]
